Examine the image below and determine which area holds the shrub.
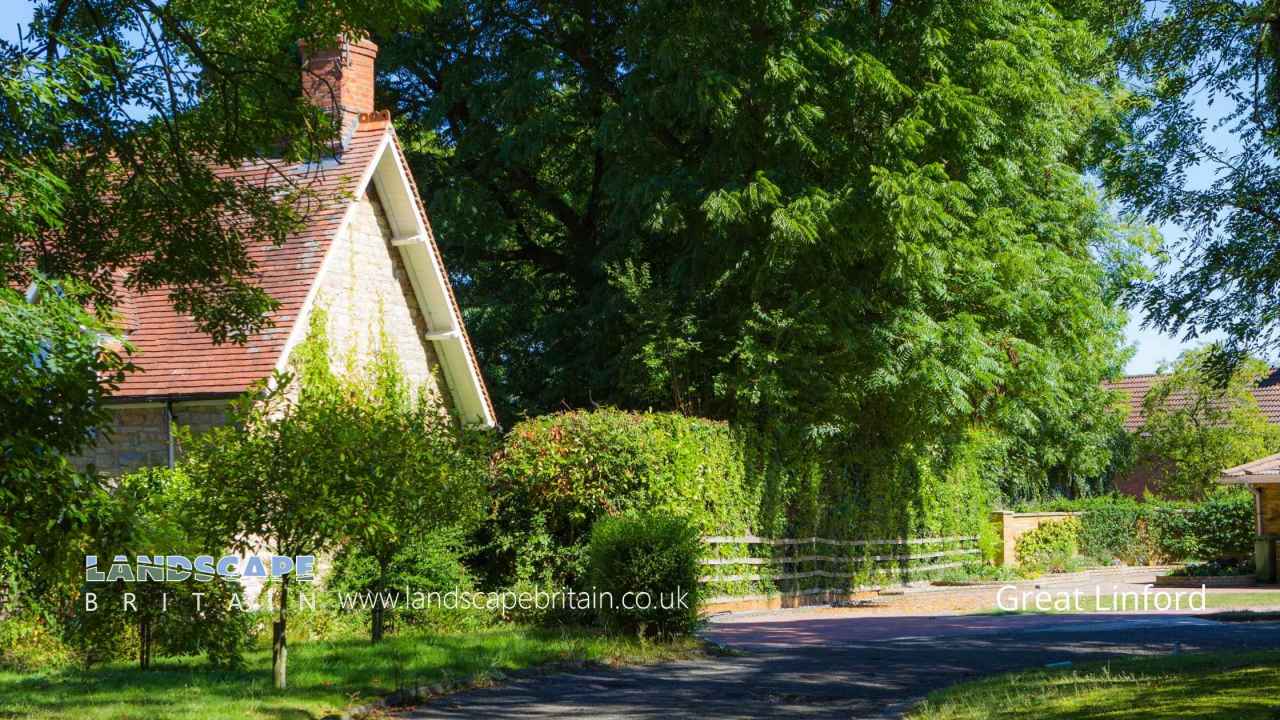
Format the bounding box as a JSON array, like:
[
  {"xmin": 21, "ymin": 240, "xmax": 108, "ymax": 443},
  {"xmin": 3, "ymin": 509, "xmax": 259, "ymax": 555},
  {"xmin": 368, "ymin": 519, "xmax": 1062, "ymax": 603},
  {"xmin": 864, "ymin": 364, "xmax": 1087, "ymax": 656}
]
[
  {"xmin": 1169, "ymin": 558, "xmax": 1254, "ymax": 577},
  {"xmin": 328, "ymin": 532, "xmax": 490, "ymax": 635},
  {"xmin": 1183, "ymin": 491, "xmax": 1255, "ymax": 560},
  {"xmin": 488, "ymin": 409, "xmax": 759, "ymax": 588},
  {"xmin": 1145, "ymin": 492, "xmax": 1255, "ymax": 562},
  {"xmin": 0, "ymin": 611, "xmax": 75, "ymax": 672},
  {"xmin": 71, "ymin": 467, "xmax": 254, "ymax": 669},
  {"xmin": 1020, "ymin": 491, "xmax": 1255, "ymax": 565},
  {"xmin": 587, "ymin": 514, "xmax": 701, "ymax": 637},
  {"xmin": 1076, "ymin": 498, "xmax": 1143, "ymax": 562},
  {"xmin": 1014, "ymin": 518, "xmax": 1082, "ymax": 572}
]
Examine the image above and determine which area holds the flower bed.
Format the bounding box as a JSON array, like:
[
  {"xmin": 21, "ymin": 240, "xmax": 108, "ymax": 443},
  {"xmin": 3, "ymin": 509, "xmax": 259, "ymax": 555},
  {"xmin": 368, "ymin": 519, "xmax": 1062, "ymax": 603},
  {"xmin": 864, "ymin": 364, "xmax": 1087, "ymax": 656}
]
[{"xmin": 1155, "ymin": 559, "xmax": 1257, "ymax": 588}]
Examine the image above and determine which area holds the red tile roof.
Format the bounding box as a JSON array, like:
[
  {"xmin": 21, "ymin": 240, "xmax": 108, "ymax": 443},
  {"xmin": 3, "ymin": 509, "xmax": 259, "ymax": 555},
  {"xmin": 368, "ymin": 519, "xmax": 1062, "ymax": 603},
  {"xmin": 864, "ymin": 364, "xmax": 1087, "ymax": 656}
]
[
  {"xmin": 1106, "ymin": 370, "xmax": 1280, "ymax": 431},
  {"xmin": 113, "ymin": 113, "xmax": 497, "ymax": 422},
  {"xmin": 110, "ymin": 115, "xmax": 497, "ymax": 412}
]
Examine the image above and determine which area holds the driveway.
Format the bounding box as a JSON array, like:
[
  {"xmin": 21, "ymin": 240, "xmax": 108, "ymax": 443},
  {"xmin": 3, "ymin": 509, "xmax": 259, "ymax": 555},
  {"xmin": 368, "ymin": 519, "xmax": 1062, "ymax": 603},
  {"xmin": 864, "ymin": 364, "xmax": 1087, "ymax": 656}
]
[{"xmin": 408, "ymin": 574, "xmax": 1280, "ymax": 719}]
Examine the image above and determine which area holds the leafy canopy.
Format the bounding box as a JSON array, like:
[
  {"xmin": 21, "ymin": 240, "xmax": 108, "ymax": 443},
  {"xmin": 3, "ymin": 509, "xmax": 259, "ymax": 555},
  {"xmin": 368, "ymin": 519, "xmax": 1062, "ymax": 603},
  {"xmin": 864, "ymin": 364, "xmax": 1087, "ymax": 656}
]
[
  {"xmin": 385, "ymin": 0, "xmax": 1139, "ymax": 493},
  {"xmin": 0, "ymin": 278, "xmax": 129, "ymax": 562},
  {"xmin": 187, "ymin": 311, "xmax": 489, "ymax": 649},
  {"xmin": 1100, "ymin": 0, "xmax": 1280, "ymax": 373},
  {"xmin": 2, "ymin": 0, "xmax": 434, "ymax": 342},
  {"xmin": 0, "ymin": 0, "xmax": 435, "ymax": 571}
]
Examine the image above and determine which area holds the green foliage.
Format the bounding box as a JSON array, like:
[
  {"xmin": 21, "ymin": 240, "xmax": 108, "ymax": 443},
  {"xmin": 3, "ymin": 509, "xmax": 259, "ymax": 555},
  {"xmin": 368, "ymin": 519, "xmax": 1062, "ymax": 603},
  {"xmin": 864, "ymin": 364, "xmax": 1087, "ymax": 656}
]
[
  {"xmin": 293, "ymin": 314, "xmax": 493, "ymax": 642},
  {"xmin": 489, "ymin": 410, "xmax": 999, "ymax": 598},
  {"xmin": 329, "ymin": 532, "xmax": 490, "ymax": 635},
  {"xmin": 1024, "ymin": 491, "xmax": 1256, "ymax": 564},
  {"xmin": 1169, "ymin": 558, "xmax": 1254, "ymax": 578},
  {"xmin": 587, "ymin": 514, "xmax": 701, "ymax": 637},
  {"xmin": 1085, "ymin": 507, "xmax": 1141, "ymax": 563},
  {"xmin": 185, "ymin": 315, "xmax": 492, "ymax": 683},
  {"xmin": 1098, "ymin": 0, "xmax": 1280, "ymax": 372},
  {"xmin": 1135, "ymin": 349, "xmax": 1280, "ymax": 500},
  {"xmin": 2, "ymin": 1, "xmax": 438, "ymax": 343},
  {"xmin": 69, "ymin": 467, "xmax": 253, "ymax": 670},
  {"xmin": 0, "ymin": 612, "xmax": 74, "ymax": 673},
  {"xmin": 487, "ymin": 409, "xmax": 759, "ymax": 587},
  {"xmin": 1014, "ymin": 518, "xmax": 1082, "ymax": 572},
  {"xmin": 183, "ymin": 349, "xmax": 351, "ymax": 686},
  {"xmin": 933, "ymin": 563, "xmax": 1022, "ymax": 586},
  {"xmin": 1148, "ymin": 492, "xmax": 1256, "ymax": 562},
  {"xmin": 0, "ymin": 278, "xmax": 130, "ymax": 563},
  {"xmin": 390, "ymin": 0, "xmax": 1136, "ymax": 500}
]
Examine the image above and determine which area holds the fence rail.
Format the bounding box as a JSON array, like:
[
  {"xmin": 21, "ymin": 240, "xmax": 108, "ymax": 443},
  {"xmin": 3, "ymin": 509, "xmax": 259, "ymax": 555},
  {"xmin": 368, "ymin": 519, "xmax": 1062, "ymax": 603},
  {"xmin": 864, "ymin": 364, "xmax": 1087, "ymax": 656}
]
[
  {"xmin": 702, "ymin": 534, "xmax": 977, "ymax": 547},
  {"xmin": 699, "ymin": 547, "xmax": 980, "ymax": 566},
  {"xmin": 702, "ymin": 561, "xmax": 970, "ymax": 584},
  {"xmin": 697, "ymin": 534, "xmax": 980, "ymax": 589}
]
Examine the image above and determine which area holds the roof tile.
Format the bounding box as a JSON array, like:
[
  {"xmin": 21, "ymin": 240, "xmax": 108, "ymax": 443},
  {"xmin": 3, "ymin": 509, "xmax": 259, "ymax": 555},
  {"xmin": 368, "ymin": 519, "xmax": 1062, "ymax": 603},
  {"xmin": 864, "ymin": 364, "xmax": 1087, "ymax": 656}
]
[{"xmin": 112, "ymin": 122, "xmax": 384, "ymax": 400}]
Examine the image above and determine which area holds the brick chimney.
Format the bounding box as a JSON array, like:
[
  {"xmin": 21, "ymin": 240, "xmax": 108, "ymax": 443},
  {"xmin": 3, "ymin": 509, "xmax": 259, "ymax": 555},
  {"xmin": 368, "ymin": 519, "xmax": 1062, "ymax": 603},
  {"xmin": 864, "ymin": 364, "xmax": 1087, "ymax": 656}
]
[{"xmin": 300, "ymin": 35, "xmax": 378, "ymax": 145}]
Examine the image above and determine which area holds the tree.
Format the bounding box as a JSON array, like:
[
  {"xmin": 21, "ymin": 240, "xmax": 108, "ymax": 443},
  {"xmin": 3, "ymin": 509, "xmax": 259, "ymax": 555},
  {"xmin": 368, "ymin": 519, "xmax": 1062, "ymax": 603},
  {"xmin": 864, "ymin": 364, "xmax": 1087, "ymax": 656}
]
[
  {"xmin": 0, "ymin": 278, "xmax": 129, "ymax": 565},
  {"xmin": 186, "ymin": 313, "xmax": 488, "ymax": 680},
  {"xmin": 184, "ymin": 340, "xmax": 351, "ymax": 688},
  {"xmin": 74, "ymin": 467, "xmax": 250, "ymax": 670},
  {"xmin": 1098, "ymin": 0, "xmax": 1280, "ymax": 374},
  {"xmin": 3, "ymin": 0, "xmax": 437, "ymax": 342},
  {"xmin": 382, "ymin": 0, "xmax": 1139, "ymax": 494},
  {"xmin": 1, "ymin": 0, "xmax": 437, "ymax": 579},
  {"xmin": 324, "ymin": 334, "xmax": 490, "ymax": 643},
  {"xmin": 1136, "ymin": 348, "xmax": 1280, "ymax": 500}
]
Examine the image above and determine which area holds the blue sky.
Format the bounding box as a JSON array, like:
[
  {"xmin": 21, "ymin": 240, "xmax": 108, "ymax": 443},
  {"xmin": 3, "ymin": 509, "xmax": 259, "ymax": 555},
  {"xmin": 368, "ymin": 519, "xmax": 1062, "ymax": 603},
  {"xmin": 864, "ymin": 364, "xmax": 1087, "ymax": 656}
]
[
  {"xmin": 0, "ymin": 3, "xmax": 1227, "ymax": 373},
  {"xmin": 1117, "ymin": 72, "xmax": 1238, "ymax": 374}
]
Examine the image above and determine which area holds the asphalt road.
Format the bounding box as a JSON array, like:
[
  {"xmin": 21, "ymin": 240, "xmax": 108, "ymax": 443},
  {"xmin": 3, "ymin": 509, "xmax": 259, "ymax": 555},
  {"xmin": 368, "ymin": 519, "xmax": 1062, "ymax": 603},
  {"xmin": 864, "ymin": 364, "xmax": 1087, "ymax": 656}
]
[{"xmin": 405, "ymin": 611, "xmax": 1280, "ymax": 719}]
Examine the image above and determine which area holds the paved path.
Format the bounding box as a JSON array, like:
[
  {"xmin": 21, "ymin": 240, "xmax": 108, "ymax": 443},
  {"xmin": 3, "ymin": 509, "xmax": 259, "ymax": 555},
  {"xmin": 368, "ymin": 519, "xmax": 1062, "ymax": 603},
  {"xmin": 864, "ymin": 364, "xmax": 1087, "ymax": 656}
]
[{"xmin": 408, "ymin": 575, "xmax": 1280, "ymax": 719}]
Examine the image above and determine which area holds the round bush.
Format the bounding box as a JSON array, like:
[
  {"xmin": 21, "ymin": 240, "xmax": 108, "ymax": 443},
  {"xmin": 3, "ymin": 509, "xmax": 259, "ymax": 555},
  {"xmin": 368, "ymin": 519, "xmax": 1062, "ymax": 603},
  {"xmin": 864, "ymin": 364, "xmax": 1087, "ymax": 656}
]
[
  {"xmin": 1014, "ymin": 517, "xmax": 1082, "ymax": 572},
  {"xmin": 587, "ymin": 514, "xmax": 701, "ymax": 637}
]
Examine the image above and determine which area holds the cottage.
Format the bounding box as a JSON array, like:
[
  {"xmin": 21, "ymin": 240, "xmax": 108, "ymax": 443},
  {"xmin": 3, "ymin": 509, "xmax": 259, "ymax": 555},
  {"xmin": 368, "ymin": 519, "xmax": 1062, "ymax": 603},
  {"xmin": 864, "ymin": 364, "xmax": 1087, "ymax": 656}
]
[{"xmin": 74, "ymin": 36, "xmax": 495, "ymax": 476}]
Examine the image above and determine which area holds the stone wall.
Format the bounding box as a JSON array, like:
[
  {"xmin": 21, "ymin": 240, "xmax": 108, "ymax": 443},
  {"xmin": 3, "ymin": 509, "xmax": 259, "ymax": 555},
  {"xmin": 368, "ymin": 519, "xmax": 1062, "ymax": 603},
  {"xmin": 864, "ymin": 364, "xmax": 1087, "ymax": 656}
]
[
  {"xmin": 71, "ymin": 401, "xmax": 230, "ymax": 476},
  {"xmin": 311, "ymin": 187, "xmax": 446, "ymax": 404},
  {"xmin": 990, "ymin": 511, "xmax": 1083, "ymax": 567}
]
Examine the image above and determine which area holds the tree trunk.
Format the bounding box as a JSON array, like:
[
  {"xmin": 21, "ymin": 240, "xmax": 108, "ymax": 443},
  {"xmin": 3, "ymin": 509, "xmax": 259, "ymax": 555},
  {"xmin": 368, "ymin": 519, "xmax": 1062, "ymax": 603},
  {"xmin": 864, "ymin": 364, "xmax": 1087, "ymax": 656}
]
[
  {"xmin": 139, "ymin": 616, "xmax": 150, "ymax": 670},
  {"xmin": 272, "ymin": 575, "xmax": 289, "ymax": 689},
  {"xmin": 372, "ymin": 562, "xmax": 389, "ymax": 643}
]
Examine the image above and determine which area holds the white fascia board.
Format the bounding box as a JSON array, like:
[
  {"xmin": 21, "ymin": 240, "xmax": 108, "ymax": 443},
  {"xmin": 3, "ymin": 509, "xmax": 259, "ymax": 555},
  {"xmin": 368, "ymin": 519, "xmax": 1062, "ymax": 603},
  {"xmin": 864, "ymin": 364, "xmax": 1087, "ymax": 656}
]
[{"xmin": 374, "ymin": 135, "xmax": 496, "ymax": 428}]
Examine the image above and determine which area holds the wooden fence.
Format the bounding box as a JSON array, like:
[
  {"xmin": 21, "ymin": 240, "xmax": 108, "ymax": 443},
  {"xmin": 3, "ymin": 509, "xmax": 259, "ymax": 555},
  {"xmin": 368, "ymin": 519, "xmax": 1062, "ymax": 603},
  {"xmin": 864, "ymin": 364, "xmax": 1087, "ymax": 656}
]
[{"xmin": 698, "ymin": 534, "xmax": 980, "ymax": 606}]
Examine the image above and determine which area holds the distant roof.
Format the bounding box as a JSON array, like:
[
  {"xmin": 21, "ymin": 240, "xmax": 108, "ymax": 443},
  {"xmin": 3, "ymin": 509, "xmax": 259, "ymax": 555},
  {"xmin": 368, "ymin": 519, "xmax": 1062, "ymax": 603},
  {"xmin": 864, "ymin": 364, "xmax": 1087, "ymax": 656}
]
[
  {"xmin": 1220, "ymin": 452, "xmax": 1280, "ymax": 484},
  {"xmin": 1105, "ymin": 370, "xmax": 1280, "ymax": 431}
]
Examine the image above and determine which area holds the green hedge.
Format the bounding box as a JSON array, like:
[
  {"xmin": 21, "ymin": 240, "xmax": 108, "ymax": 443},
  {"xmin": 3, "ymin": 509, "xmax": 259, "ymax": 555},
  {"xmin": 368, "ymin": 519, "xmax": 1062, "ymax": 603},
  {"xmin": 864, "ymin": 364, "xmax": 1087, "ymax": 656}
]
[
  {"xmin": 587, "ymin": 513, "xmax": 701, "ymax": 637},
  {"xmin": 485, "ymin": 410, "xmax": 997, "ymax": 597},
  {"xmin": 1015, "ymin": 517, "xmax": 1082, "ymax": 572},
  {"xmin": 486, "ymin": 409, "xmax": 761, "ymax": 588},
  {"xmin": 1024, "ymin": 491, "xmax": 1255, "ymax": 564}
]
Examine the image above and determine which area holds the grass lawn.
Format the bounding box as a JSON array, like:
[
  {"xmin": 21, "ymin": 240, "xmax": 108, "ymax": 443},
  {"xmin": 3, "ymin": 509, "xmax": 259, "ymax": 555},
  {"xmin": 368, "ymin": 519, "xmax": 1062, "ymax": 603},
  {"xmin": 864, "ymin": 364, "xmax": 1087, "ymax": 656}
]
[
  {"xmin": 994, "ymin": 590, "xmax": 1280, "ymax": 614},
  {"xmin": 0, "ymin": 626, "xmax": 701, "ymax": 720},
  {"xmin": 906, "ymin": 649, "xmax": 1280, "ymax": 720},
  {"xmin": 1074, "ymin": 590, "xmax": 1280, "ymax": 613}
]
